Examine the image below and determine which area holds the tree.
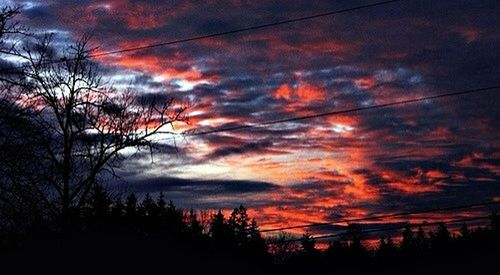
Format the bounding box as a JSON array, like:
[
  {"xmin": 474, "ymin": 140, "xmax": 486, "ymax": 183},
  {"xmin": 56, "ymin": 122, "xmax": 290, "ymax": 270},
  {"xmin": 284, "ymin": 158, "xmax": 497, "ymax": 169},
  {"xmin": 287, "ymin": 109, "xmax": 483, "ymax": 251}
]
[
  {"xmin": 345, "ymin": 223, "xmax": 364, "ymax": 251},
  {"xmin": 188, "ymin": 209, "xmax": 203, "ymax": 237},
  {"xmin": 246, "ymin": 218, "xmax": 268, "ymax": 258},
  {"xmin": 139, "ymin": 193, "xmax": 158, "ymax": 217},
  {"xmin": 228, "ymin": 205, "xmax": 250, "ymax": 247},
  {"xmin": 88, "ymin": 184, "xmax": 111, "ymax": 219},
  {"xmin": 110, "ymin": 198, "xmax": 124, "ymax": 218},
  {"xmin": 377, "ymin": 236, "xmax": 396, "ymax": 261},
  {"xmin": 490, "ymin": 212, "xmax": 500, "ymax": 238},
  {"xmin": 0, "ymin": 96, "xmax": 53, "ymax": 229},
  {"xmin": 268, "ymin": 232, "xmax": 299, "ymax": 264},
  {"xmin": 0, "ymin": 11, "xmax": 188, "ymax": 227},
  {"xmin": 157, "ymin": 192, "xmax": 167, "ymax": 217},
  {"xmin": 164, "ymin": 200, "xmax": 186, "ymax": 233},
  {"xmin": 300, "ymin": 233, "xmax": 316, "ymax": 254},
  {"xmin": 0, "ymin": 6, "xmax": 24, "ymax": 54},
  {"xmin": 249, "ymin": 219, "xmax": 264, "ymax": 244},
  {"xmin": 124, "ymin": 194, "xmax": 138, "ymax": 218},
  {"xmin": 460, "ymin": 223, "xmax": 470, "ymax": 239},
  {"xmin": 209, "ymin": 210, "xmax": 231, "ymax": 248},
  {"xmin": 414, "ymin": 225, "xmax": 428, "ymax": 254},
  {"xmin": 430, "ymin": 223, "xmax": 451, "ymax": 250},
  {"xmin": 400, "ymin": 225, "xmax": 415, "ymax": 254},
  {"xmin": 0, "ymin": 7, "xmax": 50, "ymax": 230}
]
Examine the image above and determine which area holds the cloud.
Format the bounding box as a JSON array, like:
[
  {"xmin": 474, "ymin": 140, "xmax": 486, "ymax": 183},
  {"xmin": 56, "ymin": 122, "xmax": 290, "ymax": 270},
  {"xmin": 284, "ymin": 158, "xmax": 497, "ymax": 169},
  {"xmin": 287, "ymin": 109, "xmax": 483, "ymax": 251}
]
[
  {"xmin": 116, "ymin": 176, "xmax": 279, "ymax": 193},
  {"xmin": 204, "ymin": 140, "xmax": 280, "ymax": 160},
  {"xmin": 11, "ymin": 0, "xmax": 500, "ymax": 232}
]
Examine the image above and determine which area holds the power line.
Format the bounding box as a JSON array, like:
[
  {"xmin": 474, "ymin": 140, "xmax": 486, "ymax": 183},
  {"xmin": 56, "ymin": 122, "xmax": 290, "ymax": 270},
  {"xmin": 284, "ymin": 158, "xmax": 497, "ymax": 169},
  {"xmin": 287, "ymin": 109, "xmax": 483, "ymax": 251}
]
[
  {"xmin": 0, "ymin": 0, "xmax": 404, "ymax": 72},
  {"xmin": 89, "ymin": 0, "xmax": 403, "ymax": 58},
  {"xmin": 185, "ymin": 85, "xmax": 500, "ymax": 138},
  {"xmin": 260, "ymin": 200, "xmax": 500, "ymax": 233},
  {"xmin": 266, "ymin": 215, "xmax": 493, "ymax": 244}
]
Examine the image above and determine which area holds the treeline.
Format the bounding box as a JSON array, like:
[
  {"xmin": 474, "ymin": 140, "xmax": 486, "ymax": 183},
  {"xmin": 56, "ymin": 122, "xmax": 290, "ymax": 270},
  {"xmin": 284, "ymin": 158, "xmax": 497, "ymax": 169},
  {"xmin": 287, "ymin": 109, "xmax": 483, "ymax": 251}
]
[
  {"xmin": 1, "ymin": 186, "xmax": 499, "ymax": 273},
  {"xmin": 278, "ymin": 218, "xmax": 500, "ymax": 274},
  {"xmin": 1, "ymin": 186, "xmax": 270, "ymax": 273}
]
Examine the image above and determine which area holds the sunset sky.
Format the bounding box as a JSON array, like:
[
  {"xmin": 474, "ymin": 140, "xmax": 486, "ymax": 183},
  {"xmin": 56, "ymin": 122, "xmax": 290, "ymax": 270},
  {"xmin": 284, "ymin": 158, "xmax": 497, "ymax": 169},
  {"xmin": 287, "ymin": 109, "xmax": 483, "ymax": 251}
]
[{"xmin": 5, "ymin": 0, "xmax": 500, "ymax": 235}]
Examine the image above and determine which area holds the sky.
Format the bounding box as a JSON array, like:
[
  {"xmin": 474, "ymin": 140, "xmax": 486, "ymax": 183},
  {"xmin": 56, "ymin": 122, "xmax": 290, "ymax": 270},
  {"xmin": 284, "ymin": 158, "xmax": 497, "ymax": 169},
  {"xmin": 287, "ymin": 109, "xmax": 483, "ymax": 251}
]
[{"xmin": 4, "ymin": 0, "xmax": 500, "ymax": 235}]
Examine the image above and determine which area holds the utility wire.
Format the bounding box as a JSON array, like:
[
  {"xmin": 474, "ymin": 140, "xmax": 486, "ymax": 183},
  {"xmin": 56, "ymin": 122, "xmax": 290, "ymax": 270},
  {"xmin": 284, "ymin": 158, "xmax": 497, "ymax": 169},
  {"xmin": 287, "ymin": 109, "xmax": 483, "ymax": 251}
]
[
  {"xmin": 0, "ymin": 0, "xmax": 404, "ymax": 72},
  {"xmin": 185, "ymin": 85, "xmax": 500, "ymax": 138},
  {"xmin": 89, "ymin": 0, "xmax": 403, "ymax": 58},
  {"xmin": 266, "ymin": 215, "xmax": 494, "ymax": 244},
  {"xmin": 261, "ymin": 200, "xmax": 500, "ymax": 233}
]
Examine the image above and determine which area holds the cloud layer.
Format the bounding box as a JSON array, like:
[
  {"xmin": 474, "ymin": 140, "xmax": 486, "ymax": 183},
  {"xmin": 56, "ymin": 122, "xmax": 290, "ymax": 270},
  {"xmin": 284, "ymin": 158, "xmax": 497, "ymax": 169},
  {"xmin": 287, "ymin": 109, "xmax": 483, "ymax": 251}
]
[{"xmin": 8, "ymin": 0, "xmax": 500, "ymax": 233}]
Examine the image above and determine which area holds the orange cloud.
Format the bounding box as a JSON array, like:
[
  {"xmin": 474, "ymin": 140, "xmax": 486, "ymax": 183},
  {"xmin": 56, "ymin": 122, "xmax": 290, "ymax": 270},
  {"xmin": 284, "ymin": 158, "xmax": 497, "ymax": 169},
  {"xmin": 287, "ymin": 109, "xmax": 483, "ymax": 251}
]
[
  {"xmin": 273, "ymin": 83, "xmax": 326, "ymax": 104},
  {"xmin": 274, "ymin": 84, "xmax": 293, "ymax": 100},
  {"xmin": 354, "ymin": 77, "xmax": 376, "ymax": 89}
]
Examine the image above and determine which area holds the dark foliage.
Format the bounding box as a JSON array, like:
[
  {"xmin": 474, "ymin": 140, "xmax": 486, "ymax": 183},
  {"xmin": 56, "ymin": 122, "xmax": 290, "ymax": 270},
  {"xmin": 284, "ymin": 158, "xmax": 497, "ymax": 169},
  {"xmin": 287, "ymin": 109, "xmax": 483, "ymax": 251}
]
[
  {"xmin": 0, "ymin": 189, "xmax": 271, "ymax": 274},
  {"xmin": 0, "ymin": 186, "xmax": 498, "ymax": 274}
]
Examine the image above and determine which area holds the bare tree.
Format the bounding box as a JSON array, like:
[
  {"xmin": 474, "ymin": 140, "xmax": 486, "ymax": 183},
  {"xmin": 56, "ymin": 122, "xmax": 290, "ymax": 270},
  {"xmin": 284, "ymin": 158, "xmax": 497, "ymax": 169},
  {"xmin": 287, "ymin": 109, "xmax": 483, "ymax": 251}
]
[
  {"xmin": 267, "ymin": 232, "xmax": 300, "ymax": 264},
  {"xmin": 0, "ymin": 6, "xmax": 43, "ymax": 229},
  {"xmin": 0, "ymin": 9, "xmax": 188, "ymax": 226},
  {"xmin": 0, "ymin": 6, "xmax": 22, "ymax": 52}
]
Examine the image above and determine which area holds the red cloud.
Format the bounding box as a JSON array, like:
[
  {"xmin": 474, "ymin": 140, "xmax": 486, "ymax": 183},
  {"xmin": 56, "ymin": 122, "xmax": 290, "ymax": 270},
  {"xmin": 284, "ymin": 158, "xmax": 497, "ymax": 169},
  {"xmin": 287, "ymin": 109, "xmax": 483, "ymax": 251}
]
[{"xmin": 274, "ymin": 83, "xmax": 326, "ymax": 104}]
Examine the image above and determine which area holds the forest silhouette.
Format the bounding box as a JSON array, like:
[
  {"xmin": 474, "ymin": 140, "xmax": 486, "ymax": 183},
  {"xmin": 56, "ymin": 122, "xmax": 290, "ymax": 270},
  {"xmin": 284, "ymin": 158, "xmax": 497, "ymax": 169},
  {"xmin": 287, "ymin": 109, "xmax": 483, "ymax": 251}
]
[{"xmin": 1, "ymin": 186, "xmax": 499, "ymax": 273}]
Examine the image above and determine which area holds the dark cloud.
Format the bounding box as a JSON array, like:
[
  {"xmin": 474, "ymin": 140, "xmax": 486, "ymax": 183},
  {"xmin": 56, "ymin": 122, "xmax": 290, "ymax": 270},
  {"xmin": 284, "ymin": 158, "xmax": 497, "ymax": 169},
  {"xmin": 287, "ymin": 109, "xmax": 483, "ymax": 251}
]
[
  {"xmin": 105, "ymin": 176, "xmax": 281, "ymax": 209},
  {"xmin": 204, "ymin": 140, "xmax": 275, "ymax": 159},
  {"xmin": 116, "ymin": 176, "xmax": 279, "ymax": 194}
]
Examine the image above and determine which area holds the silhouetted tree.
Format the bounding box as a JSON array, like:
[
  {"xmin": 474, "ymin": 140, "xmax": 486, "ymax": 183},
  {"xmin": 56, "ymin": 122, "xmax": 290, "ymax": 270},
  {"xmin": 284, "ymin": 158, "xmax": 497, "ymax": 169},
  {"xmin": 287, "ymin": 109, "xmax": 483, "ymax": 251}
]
[
  {"xmin": 111, "ymin": 198, "xmax": 124, "ymax": 218},
  {"xmin": 88, "ymin": 184, "xmax": 111, "ymax": 219},
  {"xmin": 188, "ymin": 209, "xmax": 203, "ymax": 237},
  {"xmin": 430, "ymin": 223, "xmax": 451, "ymax": 251},
  {"xmin": 0, "ymin": 6, "xmax": 24, "ymax": 53},
  {"xmin": 246, "ymin": 218, "xmax": 268, "ymax": 259},
  {"xmin": 228, "ymin": 205, "xmax": 250, "ymax": 247},
  {"xmin": 268, "ymin": 232, "xmax": 299, "ymax": 264},
  {"xmin": 414, "ymin": 225, "xmax": 429, "ymax": 255},
  {"xmin": 157, "ymin": 192, "xmax": 167, "ymax": 217},
  {"xmin": 377, "ymin": 235, "xmax": 397, "ymax": 262},
  {"xmin": 345, "ymin": 223, "xmax": 365, "ymax": 253},
  {"xmin": 162, "ymin": 200, "xmax": 186, "ymax": 234},
  {"xmin": 210, "ymin": 210, "xmax": 231, "ymax": 249},
  {"xmin": 0, "ymin": 7, "xmax": 52, "ymax": 230},
  {"xmin": 125, "ymin": 194, "xmax": 137, "ymax": 218},
  {"xmin": 0, "ymin": 97, "xmax": 51, "ymax": 229},
  {"xmin": 400, "ymin": 225, "xmax": 415, "ymax": 255},
  {"xmin": 491, "ymin": 212, "xmax": 500, "ymax": 238},
  {"xmin": 460, "ymin": 223, "xmax": 470, "ymax": 239},
  {"xmin": 0, "ymin": 10, "xmax": 189, "ymax": 227},
  {"xmin": 300, "ymin": 233, "xmax": 317, "ymax": 254},
  {"xmin": 139, "ymin": 193, "xmax": 158, "ymax": 217}
]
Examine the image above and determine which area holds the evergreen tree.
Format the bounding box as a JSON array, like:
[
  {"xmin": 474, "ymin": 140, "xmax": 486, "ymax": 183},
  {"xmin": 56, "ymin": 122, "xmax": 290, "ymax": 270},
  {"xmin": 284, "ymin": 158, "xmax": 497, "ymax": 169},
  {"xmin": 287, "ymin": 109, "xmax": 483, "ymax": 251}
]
[
  {"xmin": 228, "ymin": 205, "xmax": 250, "ymax": 247},
  {"xmin": 88, "ymin": 184, "xmax": 111, "ymax": 219},
  {"xmin": 140, "ymin": 193, "xmax": 158, "ymax": 217},
  {"xmin": 300, "ymin": 233, "xmax": 317, "ymax": 254},
  {"xmin": 157, "ymin": 192, "xmax": 167, "ymax": 217},
  {"xmin": 414, "ymin": 225, "xmax": 428, "ymax": 254},
  {"xmin": 188, "ymin": 209, "xmax": 203, "ymax": 236},
  {"xmin": 400, "ymin": 225, "xmax": 415, "ymax": 254},
  {"xmin": 249, "ymin": 219, "xmax": 263, "ymax": 244},
  {"xmin": 346, "ymin": 223, "xmax": 363, "ymax": 251},
  {"xmin": 431, "ymin": 223, "xmax": 451, "ymax": 250},
  {"xmin": 490, "ymin": 212, "xmax": 500, "ymax": 237},
  {"xmin": 111, "ymin": 198, "xmax": 124, "ymax": 218},
  {"xmin": 210, "ymin": 210, "xmax": 231, "ymax": 249},
  {"xmin": 125, "ymin": 194, "xmax": 137, "ymax": 218},
  {"xmin": 377, "ymin": 236, "xmax": 396, "ymax": 261},
  {"xmin": 460, "ymin": 223, "xmax": 470, "ymax": 239}
]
